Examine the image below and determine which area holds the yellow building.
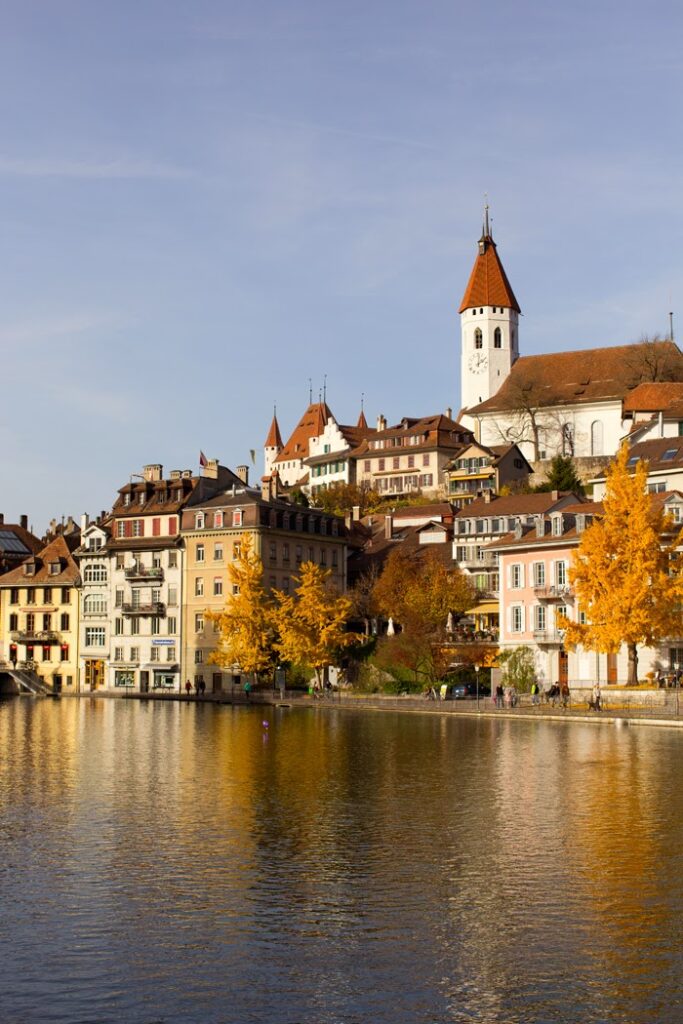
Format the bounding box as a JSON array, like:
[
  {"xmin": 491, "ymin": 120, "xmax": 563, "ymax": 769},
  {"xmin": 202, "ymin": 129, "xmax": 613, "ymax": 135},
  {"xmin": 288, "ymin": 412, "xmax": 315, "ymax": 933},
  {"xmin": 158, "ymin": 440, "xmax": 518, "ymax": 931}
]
[
  {"xmin": 0, "ymin": 534, "xmax": 81, "ymax": 693},
  {"xmin": 181, "ymin": 490, "xmax": 347, "ymax": 692}
]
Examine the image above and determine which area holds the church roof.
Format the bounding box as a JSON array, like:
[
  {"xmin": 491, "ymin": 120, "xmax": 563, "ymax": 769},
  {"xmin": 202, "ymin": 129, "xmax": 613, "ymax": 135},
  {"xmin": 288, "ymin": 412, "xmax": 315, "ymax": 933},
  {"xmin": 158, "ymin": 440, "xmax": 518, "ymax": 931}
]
[
  {"xmin": 275, "ymin": 402, "xmax": 332, "ymax": 464},
  {"xmin": 264, "ymin": 413, "xmax": 283, "ymax": 449},
  {"xmin": 459, "ymin": 234, "xmax": 521, "ymax": 314},
  {"xmin": 466, "ymin": 341, "xmax": 683, "ymax": 415},
  {"xmin": 622, "ymin": 381, "xmax": 683, "ymax": 414}
]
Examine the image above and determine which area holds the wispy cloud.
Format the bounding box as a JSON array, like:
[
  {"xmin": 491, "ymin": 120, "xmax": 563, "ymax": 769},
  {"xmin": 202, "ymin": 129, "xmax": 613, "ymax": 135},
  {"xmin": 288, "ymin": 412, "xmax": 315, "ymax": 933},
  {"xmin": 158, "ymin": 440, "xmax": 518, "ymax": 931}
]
[
  {"xmin": 0, "ymin": 155, "xmax": 192, "ymax": 180},
  {"xmin": 0, "ymin": 311, "xmax": 131, "ymax": 348}
]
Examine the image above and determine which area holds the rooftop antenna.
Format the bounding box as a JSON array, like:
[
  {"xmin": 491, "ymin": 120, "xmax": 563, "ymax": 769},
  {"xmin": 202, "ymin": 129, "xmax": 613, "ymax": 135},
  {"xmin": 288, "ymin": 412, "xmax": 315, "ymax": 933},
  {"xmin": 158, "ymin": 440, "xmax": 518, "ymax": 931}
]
[
  {"xmin": 308, "ymin": 378, "xmax": 312, "ymax": 404},
  {"xmin": 670, "ymin": 310, "xmax": 675, "ymax": 342},
  {"xmin": 483, "ymin": 192, "xmax": 490, "ymax": 237},
  {"xmin": 323, "ymin": 374, "xmax": 327, "ymax": 404}
]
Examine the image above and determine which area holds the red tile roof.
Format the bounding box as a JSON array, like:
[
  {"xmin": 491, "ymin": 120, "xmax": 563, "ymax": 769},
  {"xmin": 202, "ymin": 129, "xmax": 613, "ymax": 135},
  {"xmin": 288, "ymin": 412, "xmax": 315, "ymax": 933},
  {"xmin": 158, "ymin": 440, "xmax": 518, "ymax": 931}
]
[
  {"xmin": 265, "ymin": 413, "xmax": 283, "ymax": 448},
  {"xmin": 275, "ymin": 402, "xmax": 332, "ymax": 464},
  {"xmin": 454, "ymin": 492, "xmax": 583, "ymax": 518},
  {"xmin": 468, "ymin": 341, "xmax": 683, "ymax": 414},
  {"xmin": 459, "ymin": 235, "xmax": 521, "ymax": 314},
  {"xmin": 622, "ymin": 381, "xmax": 683, "ymax": 413},
  {"xmin": 0, "ymin": 534, "xmax": 80, "ymax": 586}
]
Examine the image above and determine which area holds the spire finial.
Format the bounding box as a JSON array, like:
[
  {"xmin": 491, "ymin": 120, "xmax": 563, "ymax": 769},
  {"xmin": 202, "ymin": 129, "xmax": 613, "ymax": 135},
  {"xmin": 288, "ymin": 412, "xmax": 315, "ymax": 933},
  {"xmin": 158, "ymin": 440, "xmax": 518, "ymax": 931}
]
[
  {"xmin": 323, "ymin": 373, "xmax": 327, "ymax": 404},
  {"xmin": 308, "ymin": 378, "xmax": 312, "ymax": 404},
  {"xmin": 361, "ymin": 391, "xmax": 365, "ymax": 411},
  {"xmin": 483, "ymin": 193, "xmax": 490, "ymax": 237}
]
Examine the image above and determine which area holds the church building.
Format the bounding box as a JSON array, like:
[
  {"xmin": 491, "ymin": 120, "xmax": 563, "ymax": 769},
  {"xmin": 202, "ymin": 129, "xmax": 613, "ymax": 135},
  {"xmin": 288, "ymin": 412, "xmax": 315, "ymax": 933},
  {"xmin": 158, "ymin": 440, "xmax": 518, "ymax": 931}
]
[{"xmin": 458, "ymin": 212, "xmax": 683, "ymax": 467}]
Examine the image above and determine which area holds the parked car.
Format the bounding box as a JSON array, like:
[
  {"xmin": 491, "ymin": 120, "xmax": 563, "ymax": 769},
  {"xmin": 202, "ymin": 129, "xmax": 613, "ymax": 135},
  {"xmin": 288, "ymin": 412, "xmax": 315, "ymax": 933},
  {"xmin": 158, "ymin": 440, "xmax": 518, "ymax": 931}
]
[{"xmin": 444, "ymin": 682, "xmax": 491, "ymax": 700}]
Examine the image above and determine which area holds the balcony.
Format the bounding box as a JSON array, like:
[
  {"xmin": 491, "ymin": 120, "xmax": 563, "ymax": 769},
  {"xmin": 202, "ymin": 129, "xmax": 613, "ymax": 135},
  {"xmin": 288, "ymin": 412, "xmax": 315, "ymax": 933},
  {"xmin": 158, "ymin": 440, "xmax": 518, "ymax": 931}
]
[
  {"xmin": 124, "ymin": 565, "xmax": 164, "ymax": 582},
  {"xmin": 122, "ymin": 602, "xmax": 166, "ymax": 617},
  {"xmin": 11, "ymin": 630, "xmax": 60, "ymax": 644},
  {"xmin": 460, "ymin": 553, "xmax": 499, "ymax": 569},
  {"xmin": 533, "ymin": 585, "xmax": 574, "ymax": 601},
  {"xmin": 533, "ymin": 630, "xmax": 565, "ymax": 644}
]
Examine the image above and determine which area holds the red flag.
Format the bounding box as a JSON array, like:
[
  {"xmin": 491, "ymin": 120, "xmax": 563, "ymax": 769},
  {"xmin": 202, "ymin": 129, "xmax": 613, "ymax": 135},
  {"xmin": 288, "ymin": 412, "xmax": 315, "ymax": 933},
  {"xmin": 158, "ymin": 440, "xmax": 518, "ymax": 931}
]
[{"xmin": 199, "ymin": 451, "xmax": 208, "ymax": 467}]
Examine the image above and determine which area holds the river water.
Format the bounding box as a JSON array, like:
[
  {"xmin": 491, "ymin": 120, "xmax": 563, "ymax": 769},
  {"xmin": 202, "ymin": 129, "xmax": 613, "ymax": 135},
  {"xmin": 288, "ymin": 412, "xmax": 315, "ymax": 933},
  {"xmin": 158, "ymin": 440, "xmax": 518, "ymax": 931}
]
[{"xmin": 1, "ymin": 698, "xmax": 682, "ymax": 1024}]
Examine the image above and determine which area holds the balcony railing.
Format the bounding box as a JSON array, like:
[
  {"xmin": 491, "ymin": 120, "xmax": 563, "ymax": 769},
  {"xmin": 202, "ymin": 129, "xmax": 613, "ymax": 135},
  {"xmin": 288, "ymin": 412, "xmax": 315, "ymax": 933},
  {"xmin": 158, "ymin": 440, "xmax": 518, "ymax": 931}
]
[
  {"xmin": 533, "ymin": 629, "xmax": 565, "ymax": 644},
  {"xmin": 460, "ymin": 553, "xmax": 499, "ymax": 568},
  {"xmin": 11, "ymin": 630, "xmax": 60, "ymax": 644},
  {"xmin": 533, "ymin": 585, "xmax": 573, "ymax": 601},
  {"xmin": 121, "ymin": 602, "xmax": 166, "ymax": 617},
  {"xmin": 124, "ymin": 565, "xmax": 164, "ymax": 581}
]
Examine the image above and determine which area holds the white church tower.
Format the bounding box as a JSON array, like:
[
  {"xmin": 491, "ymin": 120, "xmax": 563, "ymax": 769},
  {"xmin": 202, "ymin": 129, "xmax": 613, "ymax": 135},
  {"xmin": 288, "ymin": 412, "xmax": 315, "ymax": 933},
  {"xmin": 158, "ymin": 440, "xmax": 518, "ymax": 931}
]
[{"xmin": 459, "ymin": 206, "xmax": 521, "ymax": 412}]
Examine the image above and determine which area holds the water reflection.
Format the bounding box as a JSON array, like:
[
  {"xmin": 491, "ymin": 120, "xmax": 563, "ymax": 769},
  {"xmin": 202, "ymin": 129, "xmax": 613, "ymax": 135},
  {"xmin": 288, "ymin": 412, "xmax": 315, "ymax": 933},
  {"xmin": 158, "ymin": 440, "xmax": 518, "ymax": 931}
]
[{"xmin": 1, "ymin": 700, "xmax": 682, "ymax": 1023}]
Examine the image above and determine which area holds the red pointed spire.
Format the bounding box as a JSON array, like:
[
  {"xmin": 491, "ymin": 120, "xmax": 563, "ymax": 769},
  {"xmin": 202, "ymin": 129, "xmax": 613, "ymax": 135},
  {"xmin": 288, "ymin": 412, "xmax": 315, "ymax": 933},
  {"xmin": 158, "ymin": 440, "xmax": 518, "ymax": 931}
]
[
  {"xmin": 265, "ymin": 411, "xmax": 283, "ymax": 449},
  {"xmin": 459, "ymin": 217, "xmax": 521, "ymax": 314},
  {"xmin": 357, "ymin": 408, "xmax": 368, "ymax": 430}
]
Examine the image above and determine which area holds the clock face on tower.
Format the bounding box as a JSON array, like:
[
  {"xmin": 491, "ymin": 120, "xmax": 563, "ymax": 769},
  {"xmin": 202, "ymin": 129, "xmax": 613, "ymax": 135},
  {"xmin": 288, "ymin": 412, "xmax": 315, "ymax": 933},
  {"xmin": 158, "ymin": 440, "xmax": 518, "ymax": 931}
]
[{"xmin": 468, "ymin": 351, "xmax": 488, "ymax": 373}]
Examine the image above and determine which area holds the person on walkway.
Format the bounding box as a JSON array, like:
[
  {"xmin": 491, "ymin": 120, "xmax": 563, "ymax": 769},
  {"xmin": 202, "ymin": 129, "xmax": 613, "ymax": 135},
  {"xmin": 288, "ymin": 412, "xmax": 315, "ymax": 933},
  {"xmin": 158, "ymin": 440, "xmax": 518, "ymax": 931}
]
[
  {"xmin": 244, "ymin": 679, "xmax": 252, "ymax": 701},
  {"xmin": 199, "ymin": 679, "xmax": 206, "ymax": 697},
  {"xmin": 185, "ymin": 679, "xmax": 192, "ymax": 696},
  {"xmin": 590, "ymin": 682, "xmax": 602, "ymax": 711},
  {"xmin": 560, "ymin": 682, "xmax": 570, "ymax": 709},
  {"xmin": 495, "ymin": 684, "xmax": 504, "ymax": 709}
]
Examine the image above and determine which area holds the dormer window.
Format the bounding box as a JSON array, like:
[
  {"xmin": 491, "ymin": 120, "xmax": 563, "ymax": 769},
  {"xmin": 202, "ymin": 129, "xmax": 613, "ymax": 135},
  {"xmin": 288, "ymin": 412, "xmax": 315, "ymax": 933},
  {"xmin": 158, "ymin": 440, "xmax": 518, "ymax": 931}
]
[
  {"xmin": 124, "ymin": 494, "xmax": 131, "ymax": 506},
  {"xmin": 576, "ymin": 514, "xmax": 586, "ymax": 533},
  {"xmin": 214, "ymin": 511, "xmax": 224, "ymax": 528},
  {"xmin": 233, "ymin": 509, "xmax": 243, "ymax": 527},
  {"xmin": 195, "ymin": 512, "xmax": 205, "ymax": 530},
  {"xmin": 552, "ymin": 515, "xmax": 563, "ymax": 536},
  {"xmin": 24, "ymin": 561, "xmax": 35, "ymax": 576},
  {"xmin": 49, "ymin": 561, "xmax": 61, "ymax": 576}
]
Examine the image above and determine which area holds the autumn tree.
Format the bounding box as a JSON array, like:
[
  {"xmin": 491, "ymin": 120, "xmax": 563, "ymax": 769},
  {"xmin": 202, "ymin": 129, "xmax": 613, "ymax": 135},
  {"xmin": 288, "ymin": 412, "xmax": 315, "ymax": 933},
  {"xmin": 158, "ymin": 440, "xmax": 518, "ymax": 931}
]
[
  {"xmin": 274, "ymin": 562, "xmax": 363, "ymax": 688},
  {"xmin": 625, "ymin": 335, "xmax": 683, "ymax": 385},
  {"xmin": 206, "ymin": 534, "xmax": 276, "ymax": 684},
  {"xmin": 308, "ymin": 481, "xmax": 384, "ymax": 518},
  {"xmin": 560, "ymin": 443, "xmax": 683, "ymax": 684},
  {"xmin": 372, "ymin": 547, "xmax": 476, "ymax": 684},
  {"xmin": 349, "ymin": 562, "xmax": 381, "ymax": 635},
  {"xmin": 499, "ymin": 646, "xmax": 536, "ymax": 692}
]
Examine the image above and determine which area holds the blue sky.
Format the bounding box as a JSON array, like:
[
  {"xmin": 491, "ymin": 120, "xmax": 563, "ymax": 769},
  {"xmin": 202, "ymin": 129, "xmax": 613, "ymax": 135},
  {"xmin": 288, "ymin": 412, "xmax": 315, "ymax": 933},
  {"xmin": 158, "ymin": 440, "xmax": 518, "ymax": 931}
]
[{"xmin": 2, "ymin": 0, "xmax": 683, "ymax": 530}]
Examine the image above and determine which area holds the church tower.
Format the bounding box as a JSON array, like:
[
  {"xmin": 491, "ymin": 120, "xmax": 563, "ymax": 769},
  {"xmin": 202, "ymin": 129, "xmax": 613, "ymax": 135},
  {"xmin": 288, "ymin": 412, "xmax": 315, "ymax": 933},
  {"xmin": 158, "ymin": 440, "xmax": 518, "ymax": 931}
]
[
  {"xmin": 263, "ymin": 410, "xmax": 283, "ymax": 478},
  {"xmin": 459, "ymin": 207, "xmax": 520, "ymax": 411}
]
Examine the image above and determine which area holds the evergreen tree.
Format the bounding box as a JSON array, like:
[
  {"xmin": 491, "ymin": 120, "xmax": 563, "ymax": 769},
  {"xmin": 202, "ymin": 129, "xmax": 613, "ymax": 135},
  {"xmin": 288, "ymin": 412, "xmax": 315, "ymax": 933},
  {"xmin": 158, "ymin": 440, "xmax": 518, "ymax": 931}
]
[{"xmin": 535, "ymin": 454, "xmax": 585, "ymax": 496}]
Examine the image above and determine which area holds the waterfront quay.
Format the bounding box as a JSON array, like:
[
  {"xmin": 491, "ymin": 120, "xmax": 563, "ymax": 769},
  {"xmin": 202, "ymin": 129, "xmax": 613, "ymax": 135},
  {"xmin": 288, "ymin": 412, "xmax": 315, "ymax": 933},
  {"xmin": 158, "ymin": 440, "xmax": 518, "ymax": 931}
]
[{"xmin": 54, "ymin": 684, "xmax": 683, "ymax": 728}]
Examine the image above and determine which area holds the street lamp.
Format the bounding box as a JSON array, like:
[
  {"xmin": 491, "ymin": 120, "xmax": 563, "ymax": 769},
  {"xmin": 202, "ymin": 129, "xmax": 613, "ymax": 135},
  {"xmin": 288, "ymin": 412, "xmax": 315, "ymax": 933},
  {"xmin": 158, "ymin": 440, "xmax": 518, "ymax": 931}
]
[{"xmin": 475, "ymin": 663, "xmax": 480, "ymax": 712}]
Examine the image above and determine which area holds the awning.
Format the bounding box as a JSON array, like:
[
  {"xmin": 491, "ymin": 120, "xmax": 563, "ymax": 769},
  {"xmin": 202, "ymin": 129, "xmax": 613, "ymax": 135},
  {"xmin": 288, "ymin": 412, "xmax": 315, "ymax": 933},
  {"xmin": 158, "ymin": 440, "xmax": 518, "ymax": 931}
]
[{"xmin": 467, "ymin": 601, "xmax": 499, "ymax": 615}]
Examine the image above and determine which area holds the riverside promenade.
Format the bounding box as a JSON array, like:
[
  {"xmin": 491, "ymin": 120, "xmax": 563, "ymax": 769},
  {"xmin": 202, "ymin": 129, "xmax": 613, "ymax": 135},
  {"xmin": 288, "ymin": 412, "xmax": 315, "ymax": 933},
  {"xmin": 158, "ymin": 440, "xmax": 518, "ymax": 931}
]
[{"xmin": 66, "ymin": 686, "xmax": 683, "ymax": 728}]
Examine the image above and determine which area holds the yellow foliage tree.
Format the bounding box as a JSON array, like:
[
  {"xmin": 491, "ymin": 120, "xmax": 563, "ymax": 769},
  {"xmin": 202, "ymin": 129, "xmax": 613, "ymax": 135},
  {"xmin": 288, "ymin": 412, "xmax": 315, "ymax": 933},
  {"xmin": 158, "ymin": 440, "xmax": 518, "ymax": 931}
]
[
  {"xmin": 560, "ymin": 443, "xmax": 683, "ymax": 684},
  {"xmin": 206, "ymin": 534, "xmax": 275, "ymax": 683},
  {"xmin": 274, "ymin": 562, "xmax": 362, "ymax": 688}
]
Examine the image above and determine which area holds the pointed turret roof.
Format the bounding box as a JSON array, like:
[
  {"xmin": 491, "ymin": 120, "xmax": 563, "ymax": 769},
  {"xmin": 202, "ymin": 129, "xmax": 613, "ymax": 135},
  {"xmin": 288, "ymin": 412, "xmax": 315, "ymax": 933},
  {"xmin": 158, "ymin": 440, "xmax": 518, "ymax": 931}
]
[
  {"xmin": 459, "ymin": 218, "xmax": 521, "ymax": 314},
  {"xmin": 265, "ymin": 412, "xmax": 283, "ymax": 449},
  {"xmin": 357, "ymin": 408, "xmax": 368, "ymax": 430}
]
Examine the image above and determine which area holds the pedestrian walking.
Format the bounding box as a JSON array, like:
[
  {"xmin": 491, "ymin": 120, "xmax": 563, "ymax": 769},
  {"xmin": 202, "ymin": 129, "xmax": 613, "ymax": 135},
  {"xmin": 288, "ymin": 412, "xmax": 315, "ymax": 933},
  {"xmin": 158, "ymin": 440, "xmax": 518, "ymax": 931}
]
[
  {"xmin": 199, "ymin": 679, "xmax": 206, "ymax": 697},
  {"xmin": 185, "ymin": 679, "xmax": 192, "ymax": 696}
]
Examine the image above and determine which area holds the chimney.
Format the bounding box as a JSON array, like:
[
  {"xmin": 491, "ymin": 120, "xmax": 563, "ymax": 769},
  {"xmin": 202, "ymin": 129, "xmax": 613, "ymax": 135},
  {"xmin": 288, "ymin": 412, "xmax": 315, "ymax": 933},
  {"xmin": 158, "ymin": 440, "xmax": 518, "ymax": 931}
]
[
  {"xmin": 352, "ymin": 505, "xmax": 361, "ymax": 522},
  {"xmin": 236, "ymin": 465, "xmax": 249, "ymax": 485},
  {"xmin": 20, "ymin": 515, "xmax": 28, "ymax": 530},
  {"xmin": 384, "ymin": 514, "xmax": 393, "ymax": 540},
  {"xmin": 376, "ymin": 414, "xmax": 387, "ymax": 432},
  {"xmin": 551, "ymin": 490, "xmax": 559, "ymax": 501},
  {"xmin": 446, "ymin": 407, "xmax": 452, "ymax": 420},
  {"xmin": 0, "ymin": 513, "xmax": 4, "ymax": 525},
  {"xmin": 483, "ymin": 491, "xmax": 492, "ymax": 504},
  {"xmin": 204, "ymin": 458, "xmax": 219, "ymax": 480},
  {"xmin": 143, "ymin": 464, "xmax": 163, "ymax": 482},
  {"xmin": 80, "ymin": 513, "xmax": 89, "ymax": 532},
  {"xmin": 170, "ymin": 470, "xmax": 181, "ymax": 480},
  {"xmin": 535, "ymin": 515, "xmax": 545, "ymax": 538}
]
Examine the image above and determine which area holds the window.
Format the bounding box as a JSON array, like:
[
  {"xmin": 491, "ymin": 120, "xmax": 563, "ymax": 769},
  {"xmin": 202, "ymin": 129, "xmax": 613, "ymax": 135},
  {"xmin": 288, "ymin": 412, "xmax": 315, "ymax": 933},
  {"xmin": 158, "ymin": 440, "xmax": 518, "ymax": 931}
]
[
  {"xmin": 511, "ymin": 564, "xmax": 523, "ymax": 588},
  {"xmin": 533, "ymin": 563, "xmax": 545, "ymax": 587},
  {"xmin": 662, "ymin": 448, "xmax": 679, "ymax": 462},
  {"xmin": 552, "ymin": 516, "xmax": 563, "ymax": 536},
  {"xmin": 83, "ymin": 595, "xmax": 107, "ymax": 616},
  {"xmin": 115, "ymin": 588, "xmax": 124, "ymax": 608},
  {"xmin": 9, "ymin": 613, "xmax": 17, "ymax": 630},
  {"xmin": 151, "ymin": 647, "xmax": 160, "ymax": 662},
  {"xmin": 195, "ymin": 578, "xmax": 204, "ymax": 597},
  {"xmin": 590, "ymin": 420, "xmax": 604, "ymax": 457},
  {"xmin": 423, "ymin": 454, "xmax": 429, "ymax": 467},
  {"xmin": 269, "ymin": 542, "xmax": 277, "ymax": 561},
  {"xmin": 232, "ymin": 584, "xmax": 240, "ymax": 596},
  {"xmin": 168, "ymin": 586, "xmax": 178, "ymax": 606},
  {"xmin": 10, "ymin": 588, "xmax": 19, "ymax": 604},
  {"xmin": 151, "ymin": 617, "xmax": 160, "ymax": 635},
  {"xmin": 474, "ymin": 328, "xmax": 483, "ymax": 349},
  {"xmin": 130, "ymin": 647, "xmax": 139, "ymax": 662},
  {"xmin": 233, "ymin": 509, "xmax": 243, "ymax": 527},
  {"xmin": 43, "ymin": 587, "xmax": 52, "ymax": 603},
  {"xmin": 114, "ymin": 617, "xmax": 123, "ymax": 635},
  {"xmin": 511, "ymin": 606, "xmax": 523, "ymax": 632},
  {"xmin": 214, "ymin": 543, "xmax": 223, "ymax": 561},
  {"xmin": 556, "ymin": 561, "xmax": 567, "ymax": 587},
  {"xmin": 195, "ymin": 613, "xmax": 204, "ymax": 633},
  {"xmin": 195, "ymin": 512, "xmax": 205, "ymax": 529},
  {"xmin": 378, "ymin": 458, "xmax": 385, "ymax": 471},
  {"xmin": 233, "ymin": 543, "xmax": 241, "ymax": 561},
  {"xmin": 130, "ymin": 617, "xmax": 140, "ymax": 636},
  {"xmin": 85, "ymin": 627, "xmax": 105, "ymax": 647},
  {"xmin": 494, "ymin": 327, "xmax": 502, "ymax": 348},
  {"xmin": 152, "ymin": 554, "xmax": 162, "ymax": 569},
  {"xmin": 213, "ymin": 577, "xmax": 223, "ymax": 596},
  {"xmin": 364, "ymin": 460, "xmax": 371, "ymax": 472},
  {"xmin": 166, "ymin": 646, "xmax": 176, "ymax": 662},
  {"xmin": 408, "ymin": 455, "xmax": 415, "ymax": 468},
  {"xmin": 195, "ymin": 649, "xmax": 203, "ymax": 663},
  {"xmin": 196, "ymin": 544, "xmax": 205, "ymax": 563},
  {"xmin": 283, "ymin": 543, "xmax": 290, "ymax": 562},
  {"xmin": 214, "ymin": 511, "xmax": 224, "ymax": 528},
  {"xmin": 393, "ymin": 457, "xmax": 400, "ymax": 470},
  {"xmin": 114, "ymin": 647, "xmax": 124, "ymax": 662},
  {"xmin": 556, "ymin": 605, "xmax": 567, "ymax": 627},
  {"xmin": 26, "ymin": 613, "xmax": 35, "ymax": 632},
  {"xmin": 648, "ymin": 482, "xmax": 666, "ymax": 493},
  {"xmin": 132, "ymin": 519, "xmax": 144, "ymax": 538},
  {"xmin": 41, "ymin": 646, "xmax": 50, "ymax": 662},
  {"xmin": 168, "ymin": 551, "xmax": 177, "ymax": 569},
  {"xmin": 116, "ymin": 554, "xmax": 125, "ymax": 570},
  {"xmin": 167, "ymin": 617, "xmax": 177, "ymax": 634},
  {"xmin": 295, "ymin": 545, "xmax": 302, "ymax": 564},
  {"xmin": 84, "ymin": 564, "xmax": 107, "ymax": 583},
  {"xmin": 534, "ymin": 605, "xmax": 546, "ymax": 631}
]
